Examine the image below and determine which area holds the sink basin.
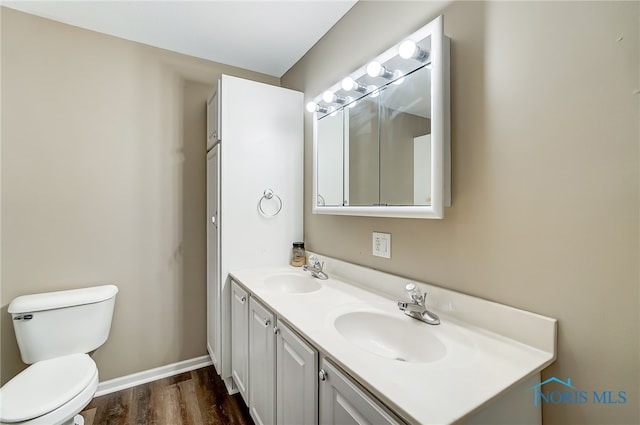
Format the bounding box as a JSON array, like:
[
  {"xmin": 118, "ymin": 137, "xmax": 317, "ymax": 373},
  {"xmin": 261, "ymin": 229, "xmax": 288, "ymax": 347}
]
[
  {"xmin": 334, "ymin": 311, "xmax": 447, "ymax": 363},
  {"xmin": 264, "ymin": 273, "xmax": 321, "ymax": 294}
]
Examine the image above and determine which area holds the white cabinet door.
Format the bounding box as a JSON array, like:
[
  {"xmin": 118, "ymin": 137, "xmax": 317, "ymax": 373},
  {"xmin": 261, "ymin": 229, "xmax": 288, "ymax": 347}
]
[
  {"xmin": 206, "ymin": 145, "xmax": 220, "ymax": 373},
  {"xmin": 276, "ymin": 320, "xmax": 318, "ymax": 425},
  {"xmin": 249, "ymin": 298, "xmax": 276, "ymax": 425},
  {"xmin": 206, "ymin": 80, "xmax": 221, "ymax": 150},
  {"xmin": 319, "ymin": 358, "xmax": 402, "ymax": 425},
  {"xmin": 231, "ymin": 281, "xmax": 249, "ymax": 404}
]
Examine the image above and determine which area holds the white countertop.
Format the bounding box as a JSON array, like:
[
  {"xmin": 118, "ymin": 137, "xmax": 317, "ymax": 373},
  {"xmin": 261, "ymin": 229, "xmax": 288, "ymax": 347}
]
[{"xmin": 230, "ymin": 257, "xmax": 556, "ymax": 424}]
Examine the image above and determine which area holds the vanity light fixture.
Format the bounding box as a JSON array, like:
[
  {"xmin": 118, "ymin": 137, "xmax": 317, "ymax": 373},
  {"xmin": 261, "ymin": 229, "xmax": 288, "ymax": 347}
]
[
  {"xmin": 307, "ymin": 16, "xmax": 439, "ymax": 119},
  {"xmin": 398, "ymin": 39, "xmax": 430, "ymax": 62}
]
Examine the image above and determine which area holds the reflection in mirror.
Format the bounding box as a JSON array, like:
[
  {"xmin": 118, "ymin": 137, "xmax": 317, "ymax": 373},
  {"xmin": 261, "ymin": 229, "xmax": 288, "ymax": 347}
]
[
  {"xmin": 316, "ymin": 109, "xmax": 344, "ymax": 206},
  {"xmin": 347, "ymin": 95, "xmax": 379, "ymax": 206},
  {"xmin": 327, "ymin": 66, "xmax": 432, "ymax": 207},
  {"xmin": 380, "ymin": 65, "xmax": 431, "ymax": 206}
]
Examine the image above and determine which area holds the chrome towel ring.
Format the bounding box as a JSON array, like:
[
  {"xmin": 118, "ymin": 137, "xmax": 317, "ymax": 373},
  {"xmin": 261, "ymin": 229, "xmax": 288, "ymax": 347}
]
[{"xmin": 258, "ymin": 188, "xmax": 282, "ymax": 217}]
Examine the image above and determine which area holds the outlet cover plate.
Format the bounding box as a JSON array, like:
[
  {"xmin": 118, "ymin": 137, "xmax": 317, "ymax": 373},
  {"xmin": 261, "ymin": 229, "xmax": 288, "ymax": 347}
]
[{"xmin": 372, "ymin": 232, "xmax": 391, "ymax": 259}]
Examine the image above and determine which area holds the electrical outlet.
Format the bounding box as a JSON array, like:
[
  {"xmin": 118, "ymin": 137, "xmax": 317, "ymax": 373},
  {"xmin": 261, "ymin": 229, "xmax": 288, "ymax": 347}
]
[{"xmin": 372, "ymin": 232, "xmax": 391, "ymax": 259}]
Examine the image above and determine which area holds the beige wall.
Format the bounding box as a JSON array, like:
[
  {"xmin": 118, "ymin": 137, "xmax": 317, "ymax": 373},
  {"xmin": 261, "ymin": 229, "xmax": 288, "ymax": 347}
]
[
  {"xmin": 0, "ymin": 7, "xmax": 278, "ymax": 383},
  {"xmin": 282, "ymin": 1, "xmax": 639, "ymax": 424}
]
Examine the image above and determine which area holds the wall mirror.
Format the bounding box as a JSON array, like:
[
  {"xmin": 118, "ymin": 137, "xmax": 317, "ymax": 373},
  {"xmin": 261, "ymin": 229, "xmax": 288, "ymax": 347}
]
[{"xmin": 309, "ymin": 15, "xmax": 450, "ymax": 219}]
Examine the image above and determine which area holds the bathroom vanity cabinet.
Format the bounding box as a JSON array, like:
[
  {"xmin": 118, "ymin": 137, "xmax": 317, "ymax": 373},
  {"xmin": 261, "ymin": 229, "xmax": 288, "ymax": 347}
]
[
  {"xmin": 229, "ymin": 261, "xmax": 556, "ymax": 425},
  {"xmin": 231, "ymin": 278, "xmax": 402, "ymax": 425}
]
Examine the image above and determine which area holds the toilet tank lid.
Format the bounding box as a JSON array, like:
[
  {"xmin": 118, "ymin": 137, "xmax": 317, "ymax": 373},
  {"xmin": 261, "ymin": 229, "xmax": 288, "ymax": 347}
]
[{"xmin": 8, "ymin": 285, "xmax": 118, "ymax": 314}]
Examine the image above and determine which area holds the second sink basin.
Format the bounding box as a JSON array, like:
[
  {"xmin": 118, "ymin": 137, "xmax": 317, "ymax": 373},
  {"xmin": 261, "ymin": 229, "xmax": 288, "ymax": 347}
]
[
  {"xmin": 264, "ymin": 273, "xmax": 321, "ymax": 294},
  {"xmin": 334, "ymin": 310, "xmax": 447, "ymax": 363}
]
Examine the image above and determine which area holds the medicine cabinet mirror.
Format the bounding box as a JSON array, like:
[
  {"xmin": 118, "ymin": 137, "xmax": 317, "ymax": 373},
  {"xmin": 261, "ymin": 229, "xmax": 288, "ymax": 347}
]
[{"xmin": 309, "ymin": 15, "xmax": 450, "ymax": 219}]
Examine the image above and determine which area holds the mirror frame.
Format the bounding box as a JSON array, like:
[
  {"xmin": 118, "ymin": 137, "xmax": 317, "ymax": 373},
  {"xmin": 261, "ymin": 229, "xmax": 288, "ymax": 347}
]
[{"xmin": 311, "ymin": 15, "xmax": 450, "ymax": 219}]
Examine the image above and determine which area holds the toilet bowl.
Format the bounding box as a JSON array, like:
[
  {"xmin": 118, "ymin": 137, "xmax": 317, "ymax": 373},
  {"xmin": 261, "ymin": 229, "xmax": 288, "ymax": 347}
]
[{"xmin": 0, "ymin": 285, "xmax": 118, "ymax": 425}]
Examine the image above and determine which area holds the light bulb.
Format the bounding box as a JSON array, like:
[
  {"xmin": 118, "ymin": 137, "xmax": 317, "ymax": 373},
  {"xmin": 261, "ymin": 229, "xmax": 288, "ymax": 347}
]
[
  {"xmin": 398, "ymin": 39, "xmax": 429, "ymax": 62},
  {"xmin": 367, "ymin": 61, "xmax": 395, "ymax": 79},
  {"xmin": 366, "ymin": 61, "xmax": 382, "ymax": 77},
  {"xmin": 399, "ymin": 40, "xmax": 417, "ymax": 59},
  {"xmin": 341, "ymin": 77, "xmax": 355, "ymax": 91},
  {"xmin": 306, "ymin": 101, "xmax": 318, "ymax": 113},
  {"xmin": 322, "ymin": 90, "xmax": 335, "ymax": 103},
  {"xmin": 342, "ymin": 77, "xmax": 369, "ymax": 94}
]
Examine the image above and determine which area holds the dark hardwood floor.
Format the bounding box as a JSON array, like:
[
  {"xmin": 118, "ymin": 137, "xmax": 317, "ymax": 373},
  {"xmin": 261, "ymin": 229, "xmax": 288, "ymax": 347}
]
[{"xmin": 81, "ymin": 366, "xmax": 254, "ymax": 425}]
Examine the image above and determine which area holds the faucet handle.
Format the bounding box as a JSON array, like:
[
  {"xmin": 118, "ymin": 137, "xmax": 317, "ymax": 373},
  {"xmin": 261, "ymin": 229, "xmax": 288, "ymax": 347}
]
[
  {"xmin": 405, "ymin": 283, "xmax": 424, "ymax": 304},
  {"xmin": 308, "ymin": 255, "xmax": 323, "ymax": 269}
]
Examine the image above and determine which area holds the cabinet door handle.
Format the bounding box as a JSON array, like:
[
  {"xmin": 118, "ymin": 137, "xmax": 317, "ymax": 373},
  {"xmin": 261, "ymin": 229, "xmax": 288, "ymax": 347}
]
[
  {"xmin": 273, "ymin": 326, "xmax": 279, "ymax": 335},
  {"xmin": 263, "ymin": 318, "xmax": 271, "ymax": 327},
  {"xmin": 240, "ymin": 296, "xmax": 246, "ymax": 303},
  {"xmin": 318, "ymin": 369, "xmax": 327, "ymax": 381}
]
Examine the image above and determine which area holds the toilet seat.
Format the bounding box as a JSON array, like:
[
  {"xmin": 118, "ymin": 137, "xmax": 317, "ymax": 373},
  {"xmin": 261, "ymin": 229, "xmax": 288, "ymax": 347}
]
[{"xmin": 0, "ymin": 353, "xmax": 98, "ymax": 424}]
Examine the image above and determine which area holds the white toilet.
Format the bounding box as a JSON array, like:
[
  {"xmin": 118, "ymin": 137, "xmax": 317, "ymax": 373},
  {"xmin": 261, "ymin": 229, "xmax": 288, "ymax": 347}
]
[{"xmin": 0, "ymin": 285, "xmax": 118, "ymax": 425}]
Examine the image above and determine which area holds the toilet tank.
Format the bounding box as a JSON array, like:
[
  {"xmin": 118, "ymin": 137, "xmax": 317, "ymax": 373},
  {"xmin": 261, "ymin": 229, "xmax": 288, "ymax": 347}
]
[{"xmin": 8, "ymin": 285, "xmax": 118, "ymax": 364}]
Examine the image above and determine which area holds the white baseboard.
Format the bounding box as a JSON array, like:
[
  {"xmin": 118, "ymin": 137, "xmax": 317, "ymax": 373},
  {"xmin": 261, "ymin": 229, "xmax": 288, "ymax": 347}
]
[{"xmin": 95, "ymin": 355, "xmax": 213, "ymax": 397}]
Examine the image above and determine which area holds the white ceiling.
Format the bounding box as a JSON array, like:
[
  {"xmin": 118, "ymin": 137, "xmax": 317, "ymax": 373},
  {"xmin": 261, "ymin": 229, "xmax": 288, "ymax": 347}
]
[{"xmin": 2, "ymin": 0, "xmax": 357, "ymax": 77}]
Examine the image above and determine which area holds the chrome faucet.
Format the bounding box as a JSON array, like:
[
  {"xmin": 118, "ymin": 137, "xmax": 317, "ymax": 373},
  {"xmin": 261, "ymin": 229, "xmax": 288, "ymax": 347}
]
[
  {"xmin": 303, "ymin": 255, "xmax": 328, "ymax": 280},
  {"xmin": 397, "ymin": 283, "xmax": 440, "ymax": 325}
]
